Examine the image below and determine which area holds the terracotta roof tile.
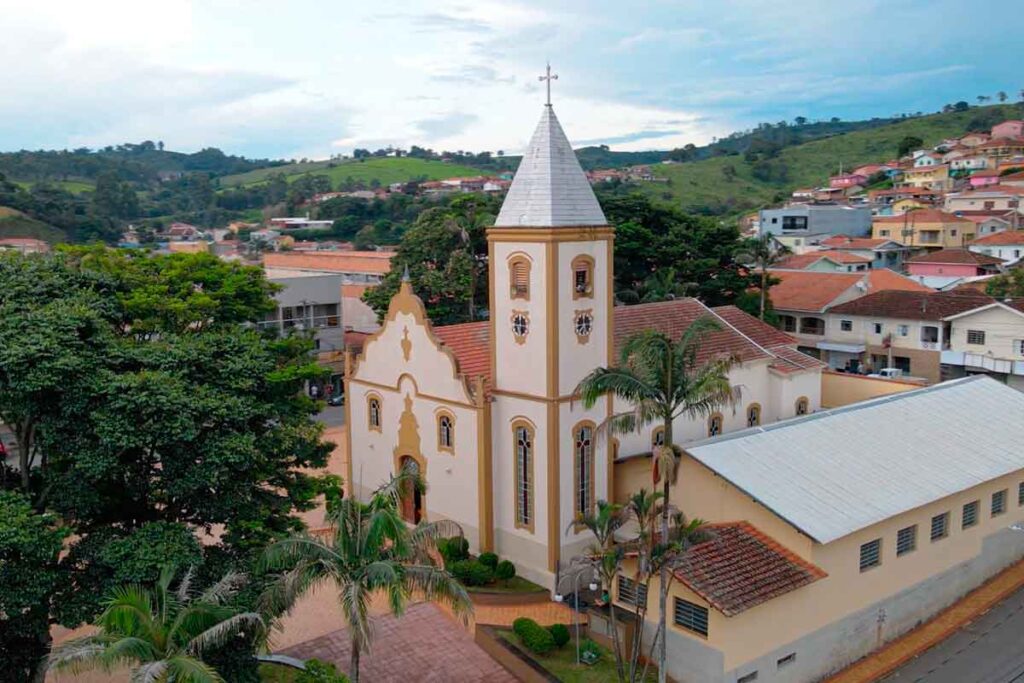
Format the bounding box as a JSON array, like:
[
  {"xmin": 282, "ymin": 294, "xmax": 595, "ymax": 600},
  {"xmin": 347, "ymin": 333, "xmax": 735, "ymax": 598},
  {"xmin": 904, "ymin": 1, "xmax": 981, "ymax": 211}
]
[
  {"xmin": 433, "ymin": 321, "xmax": 491, "ymax": 388},
  {"xmin": 864, "ymin": 269, "xmax": 933, "ymax": 293},
  {"xmin": 972, "ymin": 230, "xmax": 1024, "ymax": 245},
  {"xmin": 766, "ymin": 271, "xmax": 864, "ymax": 313},
  {"xmin": 820, "ymin": 236, "xmax": 893, "ymax": 249},
  {"xmin": 907, "ymin": 248, "xmax": 1004, "ymax": 266},
  {"xmin": 712, "ymin": 306, "xmax": 826, "ymax": 374},
  {"xmin": 873, "ymin": 209, "xmax": 972, "ymax": 224},
  {"xmin": 671, "ymin": 522, "xmax": 826, "ymax": 617},
  {"xmin": 829, "ymin": 290, "xmax": 997, "ymax": 320},
  {"xmin": 776, "ymin": 250, "xmax": 871, "ymax": 269}
]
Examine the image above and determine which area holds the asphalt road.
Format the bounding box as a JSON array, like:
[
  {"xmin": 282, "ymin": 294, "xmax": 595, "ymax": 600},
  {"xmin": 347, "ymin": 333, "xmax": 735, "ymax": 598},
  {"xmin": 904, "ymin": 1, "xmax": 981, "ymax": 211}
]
[{"xmin": 880, "ymin": 583, "xmax": 1024, "ymax": 683}]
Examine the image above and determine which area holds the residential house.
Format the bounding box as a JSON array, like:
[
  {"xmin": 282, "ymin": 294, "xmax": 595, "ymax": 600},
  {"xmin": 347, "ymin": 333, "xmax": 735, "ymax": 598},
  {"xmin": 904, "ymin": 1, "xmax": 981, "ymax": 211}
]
[
  {"xmin": 0, "ymin": 237, "xmax": 49, "ymax": 253},
  {"xmin": 162, "ymin": 222, "xmax": 202, "ymax": 241},
  {"xmin": 825, "ymin": 290, "xmax": 994, "ymax": 380},
  {"xmin": 946, "ymin": 186, "xmax": 1024, "ymax": 213},
  {"xmin": 852, "ymin": 163, "xmax": 895, "ymax": 177},
  {"xmin": 612, "ymin": 377, "xmax": 1024, "ymax": 683},
  {"xmin": 791, "ymin": 188, "xmax": 816, "ymax": 200},
  {"xmin": 959, "ymin": 132, "xmax": 991, "ymax": 147},
  {"xmin": 992, "ymin": 121, "xmax": 1024, "ymax": 139},
  {"xmin": 913, "ymin": 153, "xmax": 942, "ymax": 168},
  {"xmin": 167, "ymin": 241, "xmax": 208, "ymax": 254},
  {"xmin": 905, "ymin": 248, "xmax": 1004, "ymax": 277},
  {"xmin": 942, "ymin": 300, "xmax": 1024, "ymax": 390},
  {"xmin": 976, "ymin": 138, "xmax": 1024, "ymax": 161},
  {"xmin": 269, "ymin": 217, "xmax": 335, "ymax": 231},
  {"xmin": 868, "ymin": 187, "xmax": 940, "ymax": 208},
  {"xmin": 872, "ymin": 209, "xmax": 976, "ymax": 249},
  {"xmin": 819, "ymin": 235, "xmax": 912, "ymax": 270},
  {"xmin": 900, "ymin": 164, "xmax": 952, "ymax": 191},
  {"xmin": 949, "ymin": 155, "xmax": 990, "ymax": 173},
  {"xmin": 1002, "ymin": 170, "xmax": 1024, "ymax": 187},
  {"xmin": 970, "ymin": 230, "xmax": 1024, "ymax": 263},
  {"xmin": 969, "ymin": 169, "xmax": 1003, "ymax": 188},
  {"xmin": 759, "ymin": 204, "xmax": 872, "ymax": 239},
  {"xmin": 830, "ymin": 173, "xmax": 868, "ymax": 188},
  {"xmin": 957, "ymin": 212, "xmax": 1017, "ymax": 237},
  {"xmin": 262, "ymin": 250, "xmax": 394, "ymax": 333},
  {"xmin": 776, "ymin": 250, "xmax": 872, "ymax": 273}
]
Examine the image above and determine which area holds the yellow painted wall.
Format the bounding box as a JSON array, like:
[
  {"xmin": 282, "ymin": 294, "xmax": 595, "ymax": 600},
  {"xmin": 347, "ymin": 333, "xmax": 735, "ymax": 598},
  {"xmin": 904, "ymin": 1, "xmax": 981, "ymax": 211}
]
[{"xmin": 820, "ymin": 370, "xmax": 922, "ymax": 408}]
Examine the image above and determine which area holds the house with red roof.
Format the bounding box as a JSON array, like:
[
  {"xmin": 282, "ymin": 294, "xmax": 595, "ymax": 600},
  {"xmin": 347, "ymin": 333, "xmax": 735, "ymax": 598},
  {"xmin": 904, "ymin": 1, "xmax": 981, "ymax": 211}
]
[
  {"xmin": 819, "ymin": 235, "xmax": 912, "ymax": 269},
  {"xmin": 906, "ymin": 248, "xmax": 1005, "ymax": 277},
  {"xmin": 970, "ymin": 230, "xmax": 1024, "ymax": 263},
  {"xmin": 776, "ymin": 250, "xmax": 872, "ymax": 273},
  {"xmin": 993, "ymin": 120, "xmax": 1024, "ymax": 139}
]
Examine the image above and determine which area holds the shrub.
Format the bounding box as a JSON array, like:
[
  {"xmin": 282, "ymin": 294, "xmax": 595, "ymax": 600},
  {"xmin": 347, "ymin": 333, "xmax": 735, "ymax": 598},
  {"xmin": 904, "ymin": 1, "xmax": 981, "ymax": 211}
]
[
  {"xmin": 450, "ymin": 559, "xmax": 494, "ymax": 587},
  {"xmin": 580, "ymin": 638, "xmax": 604, "ymax": 664},
  {"xmin": 478, "ymin": 551, "xmax": 499, "ymax": 568},
  {"xmin": 495, "ymin": 559, "xmax": 516, "ymax": 582},
  {"xmin": 297, "ymin": 658, "xmax": 350, "ymax": 682},
  {"xmin": 512, "ymin": 617, "xmax": 555, "ymax": 655},
  {"xmin": 441, "ymin": 536, "xmax": 469, "ymax": 562},
  {"xmin": 548, "ymin": 623, "xmax": 571, "ymax": 648}
]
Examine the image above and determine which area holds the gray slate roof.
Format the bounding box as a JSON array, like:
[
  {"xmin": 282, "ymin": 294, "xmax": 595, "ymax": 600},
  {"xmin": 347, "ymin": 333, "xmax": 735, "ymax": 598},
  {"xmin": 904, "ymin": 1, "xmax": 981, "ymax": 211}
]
[
  {"xmin": 494, "ymin": 106, "xmax": 608, "ymax": 228},
  {"xmin": 685, "ymin": 376, "xmax": 1024, "ymax": 545}
]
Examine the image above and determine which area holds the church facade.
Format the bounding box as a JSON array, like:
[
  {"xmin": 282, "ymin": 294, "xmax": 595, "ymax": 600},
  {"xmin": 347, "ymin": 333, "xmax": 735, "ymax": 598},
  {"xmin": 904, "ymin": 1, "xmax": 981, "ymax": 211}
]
[{"xmin": 344, "ymin": 104, "xmax": 824, "ymax": 588}]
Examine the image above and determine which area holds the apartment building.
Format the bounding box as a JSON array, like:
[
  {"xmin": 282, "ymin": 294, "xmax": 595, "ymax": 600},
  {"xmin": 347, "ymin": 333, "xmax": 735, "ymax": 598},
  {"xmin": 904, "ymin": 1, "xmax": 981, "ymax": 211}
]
[{"xmin": 871, "ymin": 209, "xmax": 976, "ymax": 249}]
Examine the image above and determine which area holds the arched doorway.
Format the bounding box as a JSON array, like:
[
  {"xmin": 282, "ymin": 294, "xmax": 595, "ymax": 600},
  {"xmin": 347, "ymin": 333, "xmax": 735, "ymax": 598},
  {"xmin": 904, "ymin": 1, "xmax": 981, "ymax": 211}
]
[{"xmin": 398, "ymin": 455, "xmax": 423, "ymax": 524}]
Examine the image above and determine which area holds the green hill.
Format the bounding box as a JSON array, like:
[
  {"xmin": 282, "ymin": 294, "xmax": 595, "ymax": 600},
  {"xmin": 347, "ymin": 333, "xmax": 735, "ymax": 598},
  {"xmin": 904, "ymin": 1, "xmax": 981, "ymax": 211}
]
[
  {"xmin": 219, "ymin": 157, "xmax": 486, "ymax": 188},
  {"xmin": 641, "ymin": 103, "xmax": 1024, "ymax": 215},
  {"xmin": 0, "ymin": 207, "xmax": 67, "ymax": 243}
]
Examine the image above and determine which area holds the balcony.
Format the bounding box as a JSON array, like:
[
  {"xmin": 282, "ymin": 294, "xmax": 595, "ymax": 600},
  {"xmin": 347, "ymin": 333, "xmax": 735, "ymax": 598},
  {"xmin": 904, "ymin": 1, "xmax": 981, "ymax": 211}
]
[{"xmin": 799, "ymin": 317, "xmax": 826, "ymax": 336}]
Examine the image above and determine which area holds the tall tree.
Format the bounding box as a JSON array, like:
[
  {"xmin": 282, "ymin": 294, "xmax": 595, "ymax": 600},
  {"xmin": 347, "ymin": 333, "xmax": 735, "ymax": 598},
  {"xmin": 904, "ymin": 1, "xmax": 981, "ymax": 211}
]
[
  {"xmin": 48, "ymin": 565, "xmax": 264, "ymax": 682},
  {"xmin": 734, "ymin": 234, "xmax": 789, "ymax": 320},
  {"xmin": 260, "ymin": 470, "xmax": 472, "ymax": 683},
  {"xmin": 577, "ymin": 324, "xmax": 739, "ymax": 683}
]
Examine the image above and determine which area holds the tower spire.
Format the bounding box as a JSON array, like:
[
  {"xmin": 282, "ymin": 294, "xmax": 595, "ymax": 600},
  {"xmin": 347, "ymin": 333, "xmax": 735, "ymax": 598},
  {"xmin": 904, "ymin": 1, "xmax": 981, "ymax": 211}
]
[{"xmin": 538, "ymin": 62, "xmax": 558, "ymax": 107}]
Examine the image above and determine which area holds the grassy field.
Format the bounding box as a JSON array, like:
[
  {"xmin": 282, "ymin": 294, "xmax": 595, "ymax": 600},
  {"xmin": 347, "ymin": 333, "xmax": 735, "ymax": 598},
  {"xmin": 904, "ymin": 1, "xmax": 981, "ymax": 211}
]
[
  {"xmin": 0, "ymin": 207, "xmax": 67, "ymax": 243},
  {"xmin": 644, "ymin": 103, "xmax": 1024, "ymax": 215},
  {"xmin": 219, "ymin": 157, "xmax": 485, "ymax": 189},
  {"xmin": 13, "ymin": 179, "xmax": 94, "ymax": 194}
]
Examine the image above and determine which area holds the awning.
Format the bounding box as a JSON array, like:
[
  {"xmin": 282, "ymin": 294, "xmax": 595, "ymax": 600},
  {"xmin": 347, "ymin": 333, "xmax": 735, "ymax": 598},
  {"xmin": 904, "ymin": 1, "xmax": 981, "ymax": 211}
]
[{"xmin": 817, "ymin": 342, "xmax": 865, "ymax": 353}]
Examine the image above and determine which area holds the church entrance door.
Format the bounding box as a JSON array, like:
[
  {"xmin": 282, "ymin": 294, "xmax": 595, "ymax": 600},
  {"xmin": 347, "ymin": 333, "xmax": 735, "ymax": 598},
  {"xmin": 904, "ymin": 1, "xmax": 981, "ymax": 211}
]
[{"xmin": 398, "ymin": 456, "xmax": 422, "ymax": 524}]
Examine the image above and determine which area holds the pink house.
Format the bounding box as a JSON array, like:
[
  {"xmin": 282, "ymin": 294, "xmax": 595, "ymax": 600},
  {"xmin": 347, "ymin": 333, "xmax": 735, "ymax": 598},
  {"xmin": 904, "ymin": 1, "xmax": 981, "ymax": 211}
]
[
  {"xmin": 992, "ymin": 120, "xmax": 1024, "ymax": 139},
  {"xmin": 829, "ymin": 173, "xmax": 868, "ymax": 188},
  {"xmin": 969, "ymin": 169, "xmax": 1002, "ymax": 188},
  {"xmin": 905, "ymin": 248, "xmax": 1004, "ymax": 277}
]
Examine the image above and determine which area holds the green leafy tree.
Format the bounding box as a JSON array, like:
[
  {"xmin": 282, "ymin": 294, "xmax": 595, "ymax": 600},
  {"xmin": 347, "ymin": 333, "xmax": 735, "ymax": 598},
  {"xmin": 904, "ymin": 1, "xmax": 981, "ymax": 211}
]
[
  {"xmin": 0, "ymin": 492, "xmax": 69, "ymax": 683},
  {"xmin": 734, "ymin": 234, "xmax": 790, "ymax": 320},
  {"xmin": 577, "ymin": 325, "xmax": 739, "ymax": 683},
  {"xmin": 985, "ymin": 269, "xmax": 1024, "ymax": 298},
  {"xmin": 260, "ymin": 470, "xmax": 472, "ymax": 683},
  {"xmin": 897, "ymin": 135, "xmax": 924, "ymax": 158},
  {"xmin": 48, "ymin": 565, "xmax": 264, "ymax": 682}
]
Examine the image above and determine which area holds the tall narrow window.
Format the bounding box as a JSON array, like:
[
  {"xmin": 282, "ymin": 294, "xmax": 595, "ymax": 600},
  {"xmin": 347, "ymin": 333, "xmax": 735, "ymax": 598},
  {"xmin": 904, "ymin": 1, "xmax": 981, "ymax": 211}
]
[
  {"xmin": 571, "ymin": 255, "xmax": 594, "ymax": 299},
  {"xmin": 509, "ymin": 255, "xmax": 531, "ymax": 300},
  {"xmin": 708, "ymin": 413, "xmax": 724, "ymax": 437},
  {"xmin": 367, "ymin": 395, "xmax": 382, "ymax": 432},
  {"xmin": 746, "ymin": 403, "xmax": 761, "ymax": 428},
  {"xmin": 513, "ymin": 421, "xmax": 534, "ymax": 530},
  {"xmin": 574, "ymin": 423, "xmax": 595, "ymax": 520},
  {"xmin": 437, "ymin": 412, "xmax": 454, "ymax": 452},
  {"xmin": 795, "ymin": 397, "xmax": 809, "ymax": 416}
]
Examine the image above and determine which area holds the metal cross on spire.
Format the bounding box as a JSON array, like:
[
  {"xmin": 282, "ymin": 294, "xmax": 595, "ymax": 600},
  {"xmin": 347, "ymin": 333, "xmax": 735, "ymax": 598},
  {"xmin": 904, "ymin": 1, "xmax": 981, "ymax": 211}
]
[{"xmin": 539, "ymin": 62, "xmax": 558, "ymax": 106}]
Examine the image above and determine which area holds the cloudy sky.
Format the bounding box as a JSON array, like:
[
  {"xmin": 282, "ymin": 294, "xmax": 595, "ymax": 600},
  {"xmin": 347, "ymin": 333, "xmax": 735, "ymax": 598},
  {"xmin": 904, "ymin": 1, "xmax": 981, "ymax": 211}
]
[{"xmin": 1, "ymin": 0, "xmax": 1020, "ymax": 160}]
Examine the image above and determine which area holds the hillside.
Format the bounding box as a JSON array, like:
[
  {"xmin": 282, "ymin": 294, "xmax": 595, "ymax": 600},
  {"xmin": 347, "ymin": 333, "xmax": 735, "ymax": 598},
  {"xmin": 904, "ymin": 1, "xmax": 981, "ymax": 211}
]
[
  {"xmin": 642, "ymin": 103, "xmax": 1024, "ymax": 215},
  {"xmin": 0, "ymin": 207, "xmax": 67, "ymax": 243},
  {"xmin": 219, "ymin": 157, "xmax": 487, "ymax": 188}
]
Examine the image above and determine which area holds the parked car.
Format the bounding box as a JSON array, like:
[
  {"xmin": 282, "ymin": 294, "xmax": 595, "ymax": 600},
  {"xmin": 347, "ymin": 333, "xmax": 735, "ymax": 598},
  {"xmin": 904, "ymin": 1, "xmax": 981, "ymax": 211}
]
[{"xmin": 327, "ymin": 393, "xmax": 344, "ymax": 406}]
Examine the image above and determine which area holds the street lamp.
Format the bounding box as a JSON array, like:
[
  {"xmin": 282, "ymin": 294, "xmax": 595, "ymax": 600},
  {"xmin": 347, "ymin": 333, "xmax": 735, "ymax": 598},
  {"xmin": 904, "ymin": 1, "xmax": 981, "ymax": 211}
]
[{"xmin": 555, "ymin": 567, "xmax": 599, "ymax": 664}]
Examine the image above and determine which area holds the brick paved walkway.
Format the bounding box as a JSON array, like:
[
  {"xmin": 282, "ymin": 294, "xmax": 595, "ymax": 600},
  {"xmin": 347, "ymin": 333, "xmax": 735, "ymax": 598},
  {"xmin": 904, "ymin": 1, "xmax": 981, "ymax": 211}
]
[
  {"xmin": 280, "ymin": 602, "xmax": 517, "ymax": 682},
  {"xmin": 823, "ymin": 558, "xmax": 1024, "ymax": 683}
]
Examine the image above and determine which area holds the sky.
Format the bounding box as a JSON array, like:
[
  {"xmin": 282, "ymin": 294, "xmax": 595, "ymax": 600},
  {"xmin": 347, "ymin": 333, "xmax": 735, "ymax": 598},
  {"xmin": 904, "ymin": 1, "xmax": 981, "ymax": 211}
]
[{"xmin": 1, "ymin": 0, "xmax": 1021, "ymax": 160}]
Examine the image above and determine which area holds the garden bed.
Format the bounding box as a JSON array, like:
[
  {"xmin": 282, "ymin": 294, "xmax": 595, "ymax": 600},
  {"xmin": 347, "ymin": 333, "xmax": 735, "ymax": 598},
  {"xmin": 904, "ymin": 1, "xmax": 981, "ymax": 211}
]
[{"xmin": 492, "ymin": 628, "xmax": 656, "ymax": 682}]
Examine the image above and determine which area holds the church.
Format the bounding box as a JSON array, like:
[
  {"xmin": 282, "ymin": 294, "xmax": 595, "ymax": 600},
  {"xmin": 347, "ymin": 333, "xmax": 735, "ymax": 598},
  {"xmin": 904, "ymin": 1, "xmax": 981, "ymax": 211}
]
[{"xmin": 342, "ymin": 101, "xmax": 824, "ymax": 589}]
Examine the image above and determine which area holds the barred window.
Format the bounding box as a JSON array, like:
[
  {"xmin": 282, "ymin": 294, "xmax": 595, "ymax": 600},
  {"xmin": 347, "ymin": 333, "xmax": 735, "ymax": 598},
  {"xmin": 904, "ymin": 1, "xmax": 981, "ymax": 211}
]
[
  {"xmin": 673, "ymin": 598, "xmax": 708, "ymax": 637},
  {"xmin": 967, "ymin": 329, "xmax": 986, "ymax": 345},
  {"xmin": 962, "ymin": 500, "xmax": 979, "ymax": 529},
  {"xmin": 896, "ymin": 525, "xmax": 917, "ymax": 556},
  {"xmin": 514, "ymin": 423, "xmax": 534, "ymax": 529},
  {"xmin": 859, "ymin": 538, "xmax": 882, "ymax": 572},
  {"xmin": 992, "ymin": 489, "xmax": 1007, "ymax": 516},
  {"xmin": 930, "ymin": 512, "xmax": 949, "ymax": 541},
  {"xmin": 617, "ymin": 576, "xmax": 648, "ymax": 608}
]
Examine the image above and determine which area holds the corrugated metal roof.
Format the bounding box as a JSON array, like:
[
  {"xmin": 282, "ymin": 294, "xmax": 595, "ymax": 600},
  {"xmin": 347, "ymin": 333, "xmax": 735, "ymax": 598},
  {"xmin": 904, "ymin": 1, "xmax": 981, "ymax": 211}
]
[
  {"xmin": 685, "ymin": 376, "xmax": 1024, "ymax": 545},
  {"xmin": 494, "ymin": 106, "xmax": 608, "ymax": 228}
]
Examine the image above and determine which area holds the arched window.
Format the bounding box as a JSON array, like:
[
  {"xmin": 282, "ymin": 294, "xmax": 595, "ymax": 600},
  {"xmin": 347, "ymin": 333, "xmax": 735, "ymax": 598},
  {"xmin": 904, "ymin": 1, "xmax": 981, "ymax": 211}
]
[
  {"xmin": 572, "ymin": 255, "xmax": 595, "ymax": 299},
  {"xmin": 746, "ymin": 403, "xmax": 761, "ymax": 428},
  {"xmin": 437, "ymin": 412, "xmax": 454, "ymax": 452},
  {"xmin": 708, "ymin": 413, "xmax": 724, "ymax": 438},
  {"xmin": 652, "ymin": 426, "xmax": 665, "ymax": 449},
  {"xmin": 574, "ymin": 422, "xmax": 595, "ymax": 520},
  {"xmin": 795, "ymin": 397, "xmax": 810, "ymax": 416},
  {"xmin": 509, "ymin": 254, "xmax": 531, "ymax": 300},
  {"xmin": 513, "ymin": 421, "xmax": 534, "ymax": 530},
  {"xmin": 367, "ymin": 394, "xmax": 382, "ymax": 432}
]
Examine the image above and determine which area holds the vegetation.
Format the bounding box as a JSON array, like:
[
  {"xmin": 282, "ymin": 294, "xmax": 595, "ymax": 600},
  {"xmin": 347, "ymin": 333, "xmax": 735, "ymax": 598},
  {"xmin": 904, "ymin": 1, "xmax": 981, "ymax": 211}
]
[
  {"xmin": 548, "ymin": 623, "xmax": 572, "ymax": 648},
  {"xmin": 220, "ymin": 157, "xmax": 485, "ymax": 189},
  {"xmin": 985, "ymin": 269, "xmax": 1024, "ymax": 298},
  {"xmin": 577, "ymin": 324, "xmax": 739, "ymax": 682},
  {"xmin": 498, "ymin": 630, "xmax": 654, "ymax": 683},
  {"xmin": 48, "ymin": 565, "xmax": 264, "ymax": 683},
  {"xmin": 259, "ymin": 469, "xmax": 472, "ymax": 683},
  {"xmin": 0, "ymin": 249, "xmax": 333, "ymax": 678},
  {"xmin": 513, "ymin": 617, "xmax": 556, "ymax": 655},
  {"xmin": 734, "ymin": 234, "xmax": 789, "ymax": 320}
]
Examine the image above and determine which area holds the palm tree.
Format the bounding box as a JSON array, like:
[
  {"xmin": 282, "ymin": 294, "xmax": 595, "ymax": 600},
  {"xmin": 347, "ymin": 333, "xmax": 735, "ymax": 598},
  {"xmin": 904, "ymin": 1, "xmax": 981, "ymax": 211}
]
[
  {"xmin": 47, "ymin": 566, "xmax": 263, "ymax": 682},
  {"xmin": 735, "ymin": 234, "xmax": 790, "ymax": 320},
  {"xmin": 259, "ymin": 470, "xmax": 472, "ymax": 683},
  {"xmin": 577, "ymin": 324, "xmax": 739, "ymax": 683}
]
